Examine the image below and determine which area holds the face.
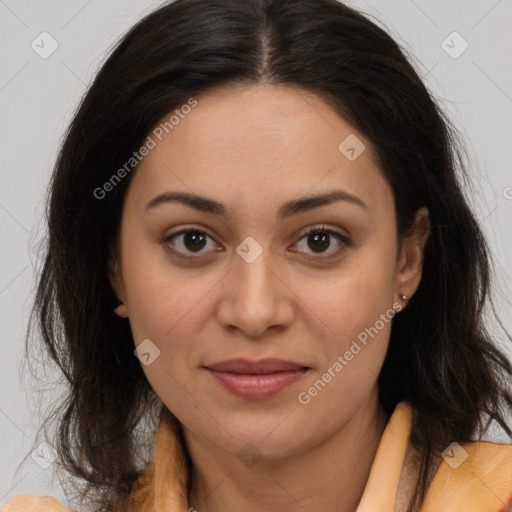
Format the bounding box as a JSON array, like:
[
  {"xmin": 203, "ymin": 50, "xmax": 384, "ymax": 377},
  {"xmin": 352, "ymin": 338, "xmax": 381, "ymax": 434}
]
[{"xmin": 109, "ymin": 83, "xmax": 429, "ymax": 460}]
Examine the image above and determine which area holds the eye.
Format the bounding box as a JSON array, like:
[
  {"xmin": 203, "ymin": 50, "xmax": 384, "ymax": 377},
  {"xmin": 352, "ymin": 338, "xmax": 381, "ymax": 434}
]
[
  {"xmin": 163, "ymin": 228, "xmax": 221, "ymax": 259},
  {"xmin": 163, "ymin": 225, "xmax": 350, "ymax": 260},
  {"xmin": 291, "ymin": 225, "xmax": 350, "ymax": 258}
]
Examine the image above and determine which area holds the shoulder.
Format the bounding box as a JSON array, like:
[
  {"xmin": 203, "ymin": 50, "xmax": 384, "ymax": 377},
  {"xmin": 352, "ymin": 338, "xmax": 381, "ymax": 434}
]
[
  {"xmin": 422, "ymin": 440, "xmax": 512, "ymax": 512},
  {"xmin": 2, "ymin": 495, "xmax": 73, "ymax": 512}
]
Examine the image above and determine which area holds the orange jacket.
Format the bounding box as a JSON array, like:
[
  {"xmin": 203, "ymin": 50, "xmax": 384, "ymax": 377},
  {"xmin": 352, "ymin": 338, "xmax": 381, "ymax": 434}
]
[{"xmin": 3, "ymin": 401, "xmax": 512, "ymax": 511}]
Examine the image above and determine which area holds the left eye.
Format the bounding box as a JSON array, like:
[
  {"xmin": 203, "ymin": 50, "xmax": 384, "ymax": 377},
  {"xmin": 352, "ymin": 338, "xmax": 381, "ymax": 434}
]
[
  {"xmin": 164, "ymin": 225, "xmax": 349, "ymax": 259},
  {"xmin": 292, "ymin": 225, "xmax": 349, "ymax": 258}
]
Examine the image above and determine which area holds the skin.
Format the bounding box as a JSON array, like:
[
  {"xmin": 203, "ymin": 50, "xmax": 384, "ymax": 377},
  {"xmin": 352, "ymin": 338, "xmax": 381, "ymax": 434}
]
[{"xmin": 109, "ymin": 82, "xmax": 430, "ymax": 512}]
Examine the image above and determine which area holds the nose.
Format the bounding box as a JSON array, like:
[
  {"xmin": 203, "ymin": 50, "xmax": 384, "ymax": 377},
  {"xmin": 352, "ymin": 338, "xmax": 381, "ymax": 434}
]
[{"xmin": 215, "ymin": 245, "xmax": 295, "ymax": 338}]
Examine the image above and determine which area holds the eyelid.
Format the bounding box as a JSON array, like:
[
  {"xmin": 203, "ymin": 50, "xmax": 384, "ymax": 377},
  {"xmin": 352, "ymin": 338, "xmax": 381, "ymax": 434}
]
[
  {"xmin": 290, "ymin": 224, "xmax": 350, "ymax": 258},
  {"xmin": 296, "ymin": 224, "xmax": 349, "ymax": 242},
  {"xmin": 163, "ymin": 224, "xmax": 350, "ymax": 260}
]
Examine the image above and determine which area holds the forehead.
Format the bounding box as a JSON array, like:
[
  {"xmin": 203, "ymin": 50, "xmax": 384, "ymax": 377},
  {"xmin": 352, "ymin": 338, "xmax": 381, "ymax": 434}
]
[{"xmin": 124, "ymin": 83, "xmax": 392, "ymax": 217}]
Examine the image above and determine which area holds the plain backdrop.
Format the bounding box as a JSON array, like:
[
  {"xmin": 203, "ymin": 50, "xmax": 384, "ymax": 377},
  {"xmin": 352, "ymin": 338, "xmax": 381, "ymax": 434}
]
[{"xmin": 1, "ymin": 0, "xmax": 511, "ymax": 507}]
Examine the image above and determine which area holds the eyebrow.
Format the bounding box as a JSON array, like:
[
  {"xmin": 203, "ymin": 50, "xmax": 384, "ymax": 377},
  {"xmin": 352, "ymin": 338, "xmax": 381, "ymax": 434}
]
[{"xmin": 144, "ymin": 189, "xmax": 368, "ymax": 218}]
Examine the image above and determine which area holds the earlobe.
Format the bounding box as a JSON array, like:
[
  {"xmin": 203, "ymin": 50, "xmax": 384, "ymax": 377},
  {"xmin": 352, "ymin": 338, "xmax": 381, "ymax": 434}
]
[
  {"xmin": 108, "ymin": 246, "xmax": 128, "ymax": 317},
  {"xmin": 114, "ymin": 301, "xmax": 129, "ymax": 318},
  {"xmin": 395, "ymin": 207, "xmax": 431, "ymax": 303}
]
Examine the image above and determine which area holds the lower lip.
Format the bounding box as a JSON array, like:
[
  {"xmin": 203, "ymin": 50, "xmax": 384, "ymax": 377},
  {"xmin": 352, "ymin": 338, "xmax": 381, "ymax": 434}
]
[{"xmin": 206, "ymin": 368, "xmax": 309, "ymax": 399}]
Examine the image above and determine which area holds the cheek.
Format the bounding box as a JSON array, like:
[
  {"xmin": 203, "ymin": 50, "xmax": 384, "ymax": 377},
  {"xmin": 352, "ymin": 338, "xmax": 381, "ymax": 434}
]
[
  {"xmin": 119, "ymin": 223, "xmax": 206, "ymax": 339},
  {"xmin": 303, "ymin": 246, "xmax": 397, "ymax": 343},
  {"xmin": 125, "ymin": 269, "xmax": 210, "ymax": 418},
  {"xmin": 296, "ymin": 243, "xmax": 398, "ymax": 412},
  {"xmin": 294, "ymin": 251, "xmax": 396, "ymax": 427},
  {"xmin": 127, "ymin": 270, "xmax": 209, "ymax": 349}
]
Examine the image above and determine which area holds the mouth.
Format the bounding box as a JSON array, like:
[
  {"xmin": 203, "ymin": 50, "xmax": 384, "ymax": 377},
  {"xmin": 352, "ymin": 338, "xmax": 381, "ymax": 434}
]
[{"xmin": 204, "ymin": 358, "xmax": 311, "ymax": 400}]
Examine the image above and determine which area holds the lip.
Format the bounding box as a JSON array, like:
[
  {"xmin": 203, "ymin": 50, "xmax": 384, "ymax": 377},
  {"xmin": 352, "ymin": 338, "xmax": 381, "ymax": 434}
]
[
  {"xmin": 205, "ymin": 358, "xmax": 310, "ymax": 400},
  {"xmin": 206, "ymin": 357, "xmax": 308, "ymax": 374}
]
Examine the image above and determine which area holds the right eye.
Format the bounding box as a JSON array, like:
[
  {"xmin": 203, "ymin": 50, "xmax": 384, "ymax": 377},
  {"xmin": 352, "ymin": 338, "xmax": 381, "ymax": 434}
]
[{"xmin": 163, "ymin": 228, "xmax": 222, "ymax": 259}]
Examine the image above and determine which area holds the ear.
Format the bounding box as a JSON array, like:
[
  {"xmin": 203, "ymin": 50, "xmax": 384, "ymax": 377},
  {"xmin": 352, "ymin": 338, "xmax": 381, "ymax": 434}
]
[
  {"xmin": 108, "ymin": 245, "xmax": 129, "ymax": 318},
  {"xmin": 395, "ymin": 207, "xmax": 430, "ymax": 304}
]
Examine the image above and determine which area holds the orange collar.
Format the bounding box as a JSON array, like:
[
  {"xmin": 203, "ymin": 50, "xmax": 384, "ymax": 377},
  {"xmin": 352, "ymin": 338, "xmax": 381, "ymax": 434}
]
[
  {"xmin": 128, "ymin": 400, "xmax": 512, "ymax": 512},
  {"xmin": 127, "ymin": 401, "xmax": 415, "ymax": 511}
]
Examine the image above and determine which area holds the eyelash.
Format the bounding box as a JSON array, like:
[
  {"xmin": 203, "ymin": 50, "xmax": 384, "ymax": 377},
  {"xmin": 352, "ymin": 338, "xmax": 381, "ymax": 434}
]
[{"xmin": 162, "ymin": 225, "xmax": 350, "ymax": 261}]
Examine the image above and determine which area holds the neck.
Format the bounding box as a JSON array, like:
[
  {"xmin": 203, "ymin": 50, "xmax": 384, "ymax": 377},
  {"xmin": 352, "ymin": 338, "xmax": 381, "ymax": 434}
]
[{"xmin": 184, "ymin": 389, "xmax": 389, "ymax": 512}]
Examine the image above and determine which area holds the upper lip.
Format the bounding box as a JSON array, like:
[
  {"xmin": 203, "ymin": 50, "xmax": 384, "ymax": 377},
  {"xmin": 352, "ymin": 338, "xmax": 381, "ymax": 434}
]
[{"xmin": 205, "ymin": 358, "xmax": 309, "ymax": 374}]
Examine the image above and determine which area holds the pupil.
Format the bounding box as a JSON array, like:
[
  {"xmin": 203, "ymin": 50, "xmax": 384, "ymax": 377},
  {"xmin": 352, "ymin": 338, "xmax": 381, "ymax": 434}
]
[
  {"xmin": 184, "ymin": 232, "xmax": 206, "ymax": 251},
  {"xmin": 308, "ymin": 232, "xmax": 330, "ymax": 252}
]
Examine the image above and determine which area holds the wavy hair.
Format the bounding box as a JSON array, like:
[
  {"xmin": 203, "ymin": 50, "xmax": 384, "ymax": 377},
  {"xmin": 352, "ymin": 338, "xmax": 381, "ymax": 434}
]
[{"xmin": 18, "ymin": 0, "xmax": 512, "ymax": 510}]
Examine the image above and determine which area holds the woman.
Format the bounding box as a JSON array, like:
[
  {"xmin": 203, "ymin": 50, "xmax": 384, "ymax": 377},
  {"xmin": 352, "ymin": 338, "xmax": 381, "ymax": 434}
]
[{"xmin": 3, "ymin": 0, "xmax": 512, "ymax": 511}]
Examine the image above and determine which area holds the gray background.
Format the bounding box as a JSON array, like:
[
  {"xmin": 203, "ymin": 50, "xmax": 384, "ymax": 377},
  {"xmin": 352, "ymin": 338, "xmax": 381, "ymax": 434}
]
[{"xmin": 1, "ymin": 0, "xmax": 511, "ymax": 507}]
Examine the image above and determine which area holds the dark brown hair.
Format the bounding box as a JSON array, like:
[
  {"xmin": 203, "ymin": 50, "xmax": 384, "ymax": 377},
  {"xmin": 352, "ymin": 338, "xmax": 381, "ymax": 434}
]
[{"xmin": 17, "ymin": 0, "xmax": 512, "ymax": 510}]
